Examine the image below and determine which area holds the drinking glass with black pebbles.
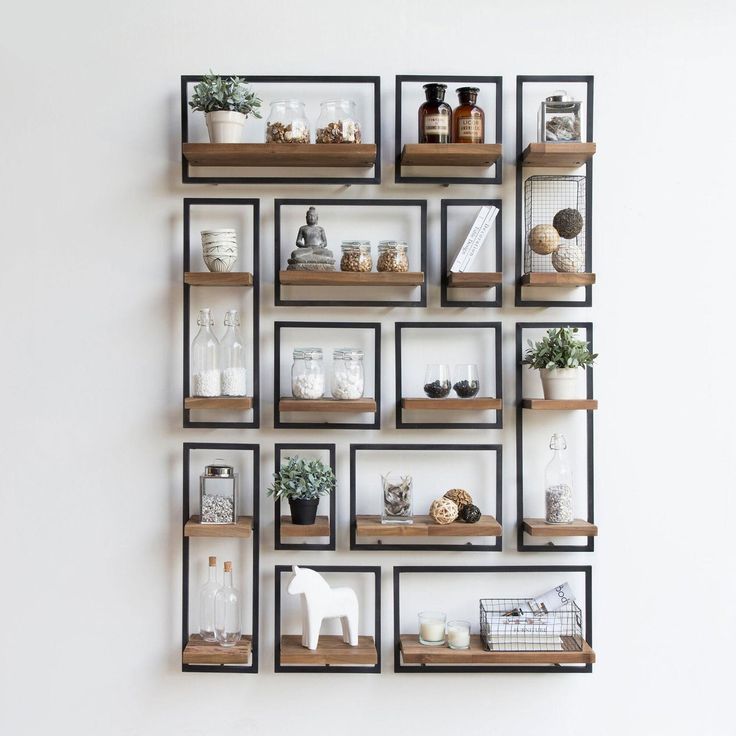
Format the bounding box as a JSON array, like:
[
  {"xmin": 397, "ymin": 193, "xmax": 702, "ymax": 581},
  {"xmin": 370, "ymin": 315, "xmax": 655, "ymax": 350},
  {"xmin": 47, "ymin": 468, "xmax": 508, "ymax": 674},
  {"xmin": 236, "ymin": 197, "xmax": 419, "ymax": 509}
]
[
  {"xmin": 452, "ymin": 364, "xmax": 479, "ymax": 398},
  {"xmin": 424, "ymin": 364, "xmax": 451, "ymax": 398}
]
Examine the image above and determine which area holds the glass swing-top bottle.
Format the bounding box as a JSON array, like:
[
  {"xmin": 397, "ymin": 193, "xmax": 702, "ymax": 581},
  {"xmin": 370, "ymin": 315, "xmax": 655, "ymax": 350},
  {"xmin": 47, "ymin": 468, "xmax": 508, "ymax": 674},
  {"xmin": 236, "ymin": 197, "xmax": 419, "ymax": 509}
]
[
  {"xmin": 544, "ymin": 433, "xmax": 574, "ymax": 524},
  {"xmin": 220, "ymin": 309, "xmax": 246, "ymax": 397},
  {"xmin": 215, "ymin": 561, "xmax": 242, "ymax": 647},
  {"xmin": 191, "ymin": 308, "xmax": 220, "ymax": 397}
]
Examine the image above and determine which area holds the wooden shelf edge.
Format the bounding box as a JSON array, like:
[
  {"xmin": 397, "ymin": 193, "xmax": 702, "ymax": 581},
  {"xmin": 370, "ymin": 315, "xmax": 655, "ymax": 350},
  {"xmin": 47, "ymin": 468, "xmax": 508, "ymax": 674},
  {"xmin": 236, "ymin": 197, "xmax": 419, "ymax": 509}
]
[
  {"xmin": 521, "ymin": 399, "xmax": 598, "ymax": 411},
  {"xmin": 184, "ymin": 396, "xmax": 253, "ymax": 410},
  {"xmin": 522, "ymin": 518, "xmax": 598, "ymax": 537},
  {"xmin": 402, "ymin": 397, "xmax": 502, "ymax": 411},
  {"xmin": 355, "ymin": 514, "xmax": 501, "ymax": 538},
  {"xmin": 184, "ymin": 515, "xmax": 253, "ymax": 538},
  {"xmin": 279, "ymin": 271, "xmax": 425, "ymax": 286},
  {"xmin": 520, "ymin": 142, "xmax": 597, "ymax": 168},
  {"xmin": 184, "ymin": 272, "xmax": 254, "ymax": 286},
  {"xmin": 448, "ymin": 272, "xmax": 502, "ymax": 288},
  {"xmin": 279, "ymin": 635, "xmax": 378, "ymax": 666},
  {"xmin": 520, "ymin": 272, "xmax": 596, "ymax": 287},
  {"xmin": 279, "ymin": 516, "xmax": 331, "ymax": 538},
  {"xmin": 183, "ymin": 634, "xmax": 252, "ymax": 665},
  {"xmin": 401, "ymin": 143, "xmax": 502, "ymax": 167},
  {"xmin": 279, "ymin": 398, "xmax": 377, "ymax": 413}
]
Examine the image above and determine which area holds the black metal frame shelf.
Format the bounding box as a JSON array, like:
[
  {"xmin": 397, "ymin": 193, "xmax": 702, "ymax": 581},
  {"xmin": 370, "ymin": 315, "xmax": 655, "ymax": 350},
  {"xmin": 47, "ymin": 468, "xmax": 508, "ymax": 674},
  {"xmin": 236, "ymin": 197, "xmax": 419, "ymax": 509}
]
[
  {"xmin": 182, "ymin": 442, "xmax": 260, "ymax": 673},
  {"xmin": 395, "ymin": 322, "xmax": 503, "ymax": 429},
  {"xmin": 183, "ymin": 198, "xmax": 260, "ymax": 429},
  {"xmin": 274, "ymin": 321, "xmax": 381, "ymax": 430},
  {"xmin": 274, "ymin": 565, "xmax": 382, "ymax": 673},
  {"xmin": 516, "ymin": 322, "xmax": 595, "ymax": 552},
  {"xmin": 350, "ymin": 444, "xmax": 502, "ymax": 552},
  {"xmin": 395, "ymin": 75, "xmax": 503, "ymax": 185},
  {"xmin": 440, "ymin": 199, "xmax": 503, "ymax": 308},
  {"xmin": 274, "ymin": 443, "xmax": 336, "ymax": 551},
  {"xmin": 274, "ymin": 198, "xmax": 427, "ymax": 307},
  {"xmin": 181, "ymin": 75, "xmax": 381, "ymax": 185},
  {"xmin": 515, "ymin": 75, "xmax": 594, "ymax": 307},
  {"xmin": 393, "ymin": 565, "xmax": 593, "ymax": 673}
]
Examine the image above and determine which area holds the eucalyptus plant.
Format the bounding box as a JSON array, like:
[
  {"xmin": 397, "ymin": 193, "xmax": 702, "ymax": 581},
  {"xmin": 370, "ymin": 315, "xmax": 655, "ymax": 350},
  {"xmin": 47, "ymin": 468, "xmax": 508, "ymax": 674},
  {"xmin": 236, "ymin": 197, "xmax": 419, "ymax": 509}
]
[
  {"xmin": 189, "ymin": 71, "xmax": 262, "ymax": 117},
  {"xmin": 267, "ymin": 457, "xmax": 336, "ymax": 501},
  {"xmin": 522, "ymin": 326, "xmax": 598, "ymax": 370}
]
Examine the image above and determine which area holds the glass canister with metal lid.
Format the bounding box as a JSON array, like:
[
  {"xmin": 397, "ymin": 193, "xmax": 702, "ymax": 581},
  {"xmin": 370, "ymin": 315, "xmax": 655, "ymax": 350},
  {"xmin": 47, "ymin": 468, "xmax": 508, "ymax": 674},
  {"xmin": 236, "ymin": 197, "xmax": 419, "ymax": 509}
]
[
  {"xmin": 340, "ymin": 241, "xmax": 372, "ymax": 272},
  {"xmin": 200, "ymin": 460, "xmax": 238, "ymax": 525},
  {"xmin": 538, "ymin": 90, "xmax": 582, "ymax": 142},
  {"xmin": 377, "ymin": 240, "xmax": 409, "ymax": 272},
  {"xmin": 331, "ymin": 348, "xmax": 365, "ymax": 400},
  {"xmin": 291, "ymin": 347, "xmax": 326, "ymax": 399}
]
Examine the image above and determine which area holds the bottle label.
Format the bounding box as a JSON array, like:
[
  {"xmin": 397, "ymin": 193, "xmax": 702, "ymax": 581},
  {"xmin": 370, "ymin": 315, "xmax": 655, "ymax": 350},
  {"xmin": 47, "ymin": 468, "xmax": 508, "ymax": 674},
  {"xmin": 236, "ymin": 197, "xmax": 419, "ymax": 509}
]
[
  {"xmin": 457, "ymin": 117, "xmax": 483, "ymax": 141},
  {"xmin": 424, "ymin": 114, "xmax": 449, "ymax": 135}
]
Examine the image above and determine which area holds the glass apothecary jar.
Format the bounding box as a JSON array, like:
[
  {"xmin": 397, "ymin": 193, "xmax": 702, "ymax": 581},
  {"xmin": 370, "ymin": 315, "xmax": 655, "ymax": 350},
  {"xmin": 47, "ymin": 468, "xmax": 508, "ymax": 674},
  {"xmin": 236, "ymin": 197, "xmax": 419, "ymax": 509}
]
[
  {"xmin": 331, "ymin": 348, "xmax": 364, "ymax": 400},
  {"xmin": 316, "ymin": 100, "xmax": 362, "ymax": 143},
  {"xmin": 424, "ymin": 364, "xmax": 451, "ymax": 398},
  {"xmin": 418, "ymin": 83, "xmax": 452, "ymax": 143},
  {"xmin": 376, "ymin": 241, "xmax": 409, "ymax": 272},
  {"xmin": 266, "ymin": 100, "xmax": 310, "ymax": 144},
  {"xmin": 340, "ymin": 241, "xmax": 372, "ymax": 272},
  {"xmin": 545, "ymin": 433, "xmax": 574, "ymax": 524},
  {"xmin": 191, "ymin": 308, "xmax": 220, "ymax": 397},
  {"xmin": 220, "ymin": 310, "xmax": 246, "ymax": 397},
  {"xmin": 453, "ymin": 87, "xmax": 484, "ymax": 143},
  {"xmin": 291, "ymin": 347, "xmax": 325, "ymax": 399},
  {"xmin": 200, "ymin": 460, "xmax": 238, "ymax": 524},
  {"xmin": 538, "ymin": 91, "xmax": 582, "ymax": 142},
  {"xmin": 381, "ymin": 472, "xmax": 413, "ymax": 524}
]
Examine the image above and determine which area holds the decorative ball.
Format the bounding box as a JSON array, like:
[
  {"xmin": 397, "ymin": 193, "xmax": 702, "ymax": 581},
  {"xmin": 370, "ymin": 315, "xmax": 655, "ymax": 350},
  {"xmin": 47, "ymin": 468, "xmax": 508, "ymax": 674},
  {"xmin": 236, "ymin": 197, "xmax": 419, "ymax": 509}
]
[
  {"xmin": 429, "ymin": 497, "xmax": 459, "ymax": 525},
  {"xmin": 552, "ymin": 243, "xmax": 585, "ymax": 273},
  {"xmin": 552, "ymin": 208, "xmax": 584, "ymax": 239},
  {"xmin": 444, "ymin": 488, "xmax": 473, "ymax": 510},
  {"xmin": 460, "ymin": 504, "xmax": 482, "ymax": 524},
  {"xmin": 528, "ymin": 224, "xmax": 560, "ymax": 255}
]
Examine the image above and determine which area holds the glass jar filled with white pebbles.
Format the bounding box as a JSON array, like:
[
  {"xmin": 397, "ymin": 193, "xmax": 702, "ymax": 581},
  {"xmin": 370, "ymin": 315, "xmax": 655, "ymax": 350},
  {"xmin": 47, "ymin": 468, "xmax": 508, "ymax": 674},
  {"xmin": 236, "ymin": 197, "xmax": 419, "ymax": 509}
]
[
  {"xmin": 331, "ymin": 348, "xmax": 365, "ymax": 400},
  {"xmin": 200, "ymin": 461, "xmax": 238, "ymax": 525},
  {"xmin": 291, "ymin": 347, "xmax": 326, "ymax": 399}
]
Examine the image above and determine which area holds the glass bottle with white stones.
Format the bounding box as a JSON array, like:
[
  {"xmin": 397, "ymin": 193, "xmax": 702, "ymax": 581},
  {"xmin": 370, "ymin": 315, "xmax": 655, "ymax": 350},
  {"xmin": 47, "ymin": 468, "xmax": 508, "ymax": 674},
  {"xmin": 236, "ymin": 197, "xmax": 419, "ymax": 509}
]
[
  {"xmin": 220, "ymin": 310, "xmax": 246, "ymax": 397},
  {"xmin": 544, "ymin": 433, "xmax": 574, "ymax": 524}
]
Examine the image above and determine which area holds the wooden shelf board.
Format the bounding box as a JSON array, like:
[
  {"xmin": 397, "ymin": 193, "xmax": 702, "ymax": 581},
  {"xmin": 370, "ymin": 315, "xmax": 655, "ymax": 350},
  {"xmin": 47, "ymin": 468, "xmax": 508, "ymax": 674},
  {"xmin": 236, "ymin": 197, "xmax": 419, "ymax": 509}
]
[
  {"xmin": 183, "ymin": 143, "xmax": 377, "ymax": 168},
  {"xmin": 400, "ymin": 635, "xmax": 595, "ymax": 665},
  {"xmin": 184, "ymin": 272, "xmax": 253, "ymax": 286},
  {"xmin": 356, "ymin": 514, "xmax": 501, "ymax": 538},
  {"xmin": 401, "ymin": 143, "xmax": 502, "ymax": 167},
  {"xmin": 522, "ymin": 518, "xmax": 598, "ymax": 537},
  {"xmin": 280, "ymin": 516, "xmax": 331, "ymax": 537},
  {"xmin": 521, "ymin": 142, "xmax": 596, "ymax": 168},
  {"xmin": 402, "ymin": 397, "xmax": 502, "ymax": 411},
  {"xmin": 280, "ymin": 635, "xmax": 377, "ymax": 665},
  {"xmin": 184, "ymin": 515, "xmax": 253, "ymax": 538},
  {"xmin": 183, "ymin": 634, "xmax": 252, "ymax": 665},
  {"xmin": 448, "ymin": 272, "xmax": 502, "ymax": 288},
  {"xmin": 279, "ymin": 398, "xmax": 377, "ymax": 413},
  {"xmin": 520, "ymin": 272, "xmax": 595, "ymax": 287},
  {"xmin": 184, "ymin": 396, "xmax": 253, "ymax": 410},
  {"xmin": 522, "ymin": 399, "xmax": 598, "ymax": 411},
  {"xmin": 279, "ymin": 270, "xmax": 424, "ymax": 286}
]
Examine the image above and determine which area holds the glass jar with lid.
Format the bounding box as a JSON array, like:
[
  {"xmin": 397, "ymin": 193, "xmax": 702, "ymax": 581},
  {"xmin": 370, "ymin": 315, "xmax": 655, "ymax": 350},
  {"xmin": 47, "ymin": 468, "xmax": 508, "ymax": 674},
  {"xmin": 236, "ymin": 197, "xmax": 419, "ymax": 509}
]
[
  {"xmin": 538, "ymin": 90, "xmax": 582, "ymax": 142},
  {"xmin": 453, "ymin": 87, "xmax": 484, "ymax": 143},
  {"xmin": 544, "ymin": 433, "xmax": 574, "ymax": 523},
  {"xmin": 266, "ymin": 100, "xmax": 310, "ymax": 144},
  {"xmin": 291, "ymin": 347, "xmax": 325, "ymax": 399},
  {"xmin": 316, "ymin": 100, "xmax": 362, "ymax": 143},
  {"xmin": 340, "ymin": 241, "xmax": 372, "ymax": 272},
  {"xmin": 200, "ymin": 460, "xmax": 238, "ymax": 525},
  {"xmin": 377, "ymin": 241, "xmax": 409, "ymax": 272},
  {"xmin": 418, "ymin": 83, "xmax": 452, "ymax": 143},
  {"xmin": 331, "ymin": 348, "xmax": 365, "ymax": 400}
]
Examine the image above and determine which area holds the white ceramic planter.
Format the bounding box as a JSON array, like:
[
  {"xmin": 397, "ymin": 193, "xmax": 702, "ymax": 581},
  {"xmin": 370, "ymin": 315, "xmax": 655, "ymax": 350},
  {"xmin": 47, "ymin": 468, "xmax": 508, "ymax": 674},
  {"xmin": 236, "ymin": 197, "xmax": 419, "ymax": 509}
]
[
  {"xmin": 539, "ymin": 367, "xmax": 583, "ymax": 400},
  {"xmin": 205, "ymin": 111, "xmax": 246, "ymax": 143}
]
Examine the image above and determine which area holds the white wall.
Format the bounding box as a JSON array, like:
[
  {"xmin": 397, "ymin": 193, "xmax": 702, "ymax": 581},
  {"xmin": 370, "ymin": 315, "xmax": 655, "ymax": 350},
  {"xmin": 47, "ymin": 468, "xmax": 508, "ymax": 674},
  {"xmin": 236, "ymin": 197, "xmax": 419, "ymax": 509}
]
[{"xmin": 1, "ymin": 1, "xmax": 734, "ymax": 734}]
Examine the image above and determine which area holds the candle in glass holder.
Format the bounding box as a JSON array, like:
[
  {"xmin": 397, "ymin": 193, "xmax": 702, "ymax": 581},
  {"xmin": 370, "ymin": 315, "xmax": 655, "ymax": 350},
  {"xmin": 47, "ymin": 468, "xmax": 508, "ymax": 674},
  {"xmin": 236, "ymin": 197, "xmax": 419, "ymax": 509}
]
[
  {"xmin": 418, "ymin": 611, "xmax": 446, "ymax": 645},
  {"xmin": 447, "ymin": 620, "xmax": 471, "ymax": 650}
]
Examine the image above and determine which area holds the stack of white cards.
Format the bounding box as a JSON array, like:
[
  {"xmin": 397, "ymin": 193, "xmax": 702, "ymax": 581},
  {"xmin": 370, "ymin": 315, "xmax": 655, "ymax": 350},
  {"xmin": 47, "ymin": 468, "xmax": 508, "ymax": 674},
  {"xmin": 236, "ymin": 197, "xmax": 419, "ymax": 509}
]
[{"xmin": 449, "ymin": 205, "xmax": 499, "ymax": 273}]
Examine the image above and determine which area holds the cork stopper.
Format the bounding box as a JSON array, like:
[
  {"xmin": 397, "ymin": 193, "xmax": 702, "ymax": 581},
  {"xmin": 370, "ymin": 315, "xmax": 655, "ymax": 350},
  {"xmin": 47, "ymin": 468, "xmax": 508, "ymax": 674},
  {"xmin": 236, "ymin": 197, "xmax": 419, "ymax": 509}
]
[
  {"xmin": 208, "ymin": 556, "xmax": 216, "ymax": 567},
  {"xmin": 224, "ymin": 561, "xmax": 232, "ymax": 573}
]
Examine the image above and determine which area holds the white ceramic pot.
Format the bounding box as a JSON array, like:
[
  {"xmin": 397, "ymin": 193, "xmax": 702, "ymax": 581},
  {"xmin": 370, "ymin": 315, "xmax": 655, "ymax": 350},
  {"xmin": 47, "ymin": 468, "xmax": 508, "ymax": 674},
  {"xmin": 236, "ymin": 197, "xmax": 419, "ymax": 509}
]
[
  {"xmin": 540, "ymin": 367, "xmax": 583, "ymax": 400},
  {"xmin": 201, "ymin": 230, "xmax": 238, "ymax": 272},
  {"xmin": 205, "ymin": 111, "xmax": 246, "ymax": 143}
]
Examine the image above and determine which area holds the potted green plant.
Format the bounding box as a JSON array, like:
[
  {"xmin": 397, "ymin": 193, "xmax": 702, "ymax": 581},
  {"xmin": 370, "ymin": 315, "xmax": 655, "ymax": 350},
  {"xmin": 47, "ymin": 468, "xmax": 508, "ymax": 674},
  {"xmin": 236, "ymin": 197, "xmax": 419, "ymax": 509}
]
[
  {"xmin": 522, "ymin": 326, "xmax": 597, "ymax": 400},
  {"xmin": 267, "ymin": 456, "xmax": 336, "ymax": 526},
  {"xmin": 189, "ymin": 71, "xmax": 262, "ymax": 144}
]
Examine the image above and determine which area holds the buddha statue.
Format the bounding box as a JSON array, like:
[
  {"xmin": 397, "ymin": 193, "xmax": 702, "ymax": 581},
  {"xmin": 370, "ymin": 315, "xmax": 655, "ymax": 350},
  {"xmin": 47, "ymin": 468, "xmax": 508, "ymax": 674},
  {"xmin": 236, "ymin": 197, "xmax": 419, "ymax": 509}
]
[{"xmin": 287, "ymin": 207, "xmax": 336, "ymax": 271}]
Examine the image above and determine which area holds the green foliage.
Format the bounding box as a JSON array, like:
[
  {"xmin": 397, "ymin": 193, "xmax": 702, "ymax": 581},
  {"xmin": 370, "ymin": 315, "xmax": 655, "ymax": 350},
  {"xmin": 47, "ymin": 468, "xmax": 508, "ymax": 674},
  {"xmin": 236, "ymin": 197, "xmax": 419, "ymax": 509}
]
[
  {"xmin": 266, "ymin": 456, "xmax": 335, "ymax": 501},
  {"xmin": 522, "ymin": 326, "xmax": 598, "ymax": 370},
  {"xmin": 189, "ymin": 71, "xmax": 262, "ymax": 117}
]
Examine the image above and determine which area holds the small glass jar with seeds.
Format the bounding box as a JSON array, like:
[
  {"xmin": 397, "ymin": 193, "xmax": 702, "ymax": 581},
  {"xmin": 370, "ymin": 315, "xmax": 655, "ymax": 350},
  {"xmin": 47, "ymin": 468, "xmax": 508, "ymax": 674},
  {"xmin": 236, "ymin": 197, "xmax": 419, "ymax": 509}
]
[
  {"xmin": 200, "ymin": 460, "xmax": 238, "ymax": 525},
  {"xmin": 265, "ymin": 100, "xmax": 310, "ymax": 144},
  {"xmin": 316, "ymin": 100, "xmax": 362, "ymax": 143},
  {"xmin": 376, "ymin": 241, "xmax": 409, "ymax": 272},
  {"xmin": 340, "ymin": 241, "xmax": 372, "ymax": 272}
]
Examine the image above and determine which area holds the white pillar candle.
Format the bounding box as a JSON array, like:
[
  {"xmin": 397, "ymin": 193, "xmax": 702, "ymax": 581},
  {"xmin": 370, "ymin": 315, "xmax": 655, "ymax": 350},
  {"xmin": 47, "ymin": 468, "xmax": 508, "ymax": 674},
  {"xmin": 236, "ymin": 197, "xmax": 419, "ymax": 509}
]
[
  {"xmin": 418, "ymin": 611, "xmax": 446, "ymax": 645},
  {"xmin": 447, "ymin": 620, "xmax": 471, "ymax": 649}
]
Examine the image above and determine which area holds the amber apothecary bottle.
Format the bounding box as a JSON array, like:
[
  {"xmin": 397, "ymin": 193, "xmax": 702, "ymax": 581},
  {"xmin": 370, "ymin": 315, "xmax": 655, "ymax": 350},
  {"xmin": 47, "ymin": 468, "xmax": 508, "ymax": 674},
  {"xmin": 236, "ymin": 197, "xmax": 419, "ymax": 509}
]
[
  {"xmin": 418, "ymin": 83, "xmax": 452, "ymax": 143},
  {"xmin": 453, "ymin": 87, "xmax": 484, "ymax": 143}
]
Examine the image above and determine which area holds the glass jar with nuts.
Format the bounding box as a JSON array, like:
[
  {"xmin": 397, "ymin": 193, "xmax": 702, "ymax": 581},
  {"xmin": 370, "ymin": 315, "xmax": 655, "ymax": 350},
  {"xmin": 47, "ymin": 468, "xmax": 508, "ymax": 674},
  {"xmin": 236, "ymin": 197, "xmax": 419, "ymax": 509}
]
[
  {"xmin": 340, "ymin": 241, "xmax": 372, "ymax": 272},
  {"xmin": 265, "ymin": 100, "xmax": 310, "ymax": 144},
  {"xmin": 377, "ymin": 241, "xmax": 409, "ymax": 272},
  {"xmin": 316, "ymin": 100, "xmax": 362, "ymax": 144}
]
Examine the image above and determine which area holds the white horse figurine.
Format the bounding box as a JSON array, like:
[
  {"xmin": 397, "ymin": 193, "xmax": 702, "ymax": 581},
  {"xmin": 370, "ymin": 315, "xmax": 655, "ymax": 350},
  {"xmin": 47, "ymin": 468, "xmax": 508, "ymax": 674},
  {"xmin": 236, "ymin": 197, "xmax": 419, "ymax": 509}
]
[{"xmin": 287, "ymin": 566, "xmax": 359, "ymax": 650}]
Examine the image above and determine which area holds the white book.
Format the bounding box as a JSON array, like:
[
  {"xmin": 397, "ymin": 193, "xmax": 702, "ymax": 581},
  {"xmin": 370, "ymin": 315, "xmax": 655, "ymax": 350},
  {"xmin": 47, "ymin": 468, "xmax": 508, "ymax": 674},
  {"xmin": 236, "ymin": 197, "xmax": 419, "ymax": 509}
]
[{"xmin": 450, "ymin": 205, "xmax": 499, "ymax": 273}]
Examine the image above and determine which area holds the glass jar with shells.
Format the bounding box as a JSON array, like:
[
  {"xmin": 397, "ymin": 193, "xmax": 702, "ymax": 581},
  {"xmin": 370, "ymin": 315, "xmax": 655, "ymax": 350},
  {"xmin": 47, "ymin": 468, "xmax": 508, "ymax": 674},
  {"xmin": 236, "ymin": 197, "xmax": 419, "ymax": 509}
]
[{"xmin": 381, "ymin": 473, "xmax": 413, "ymax": 525}]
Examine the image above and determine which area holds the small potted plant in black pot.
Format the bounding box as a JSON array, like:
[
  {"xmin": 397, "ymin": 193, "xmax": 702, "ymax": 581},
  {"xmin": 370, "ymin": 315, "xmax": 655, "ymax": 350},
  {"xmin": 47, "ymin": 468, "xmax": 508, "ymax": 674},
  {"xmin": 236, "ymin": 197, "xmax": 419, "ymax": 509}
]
[{"xmin": 267, "ymin": 456, "xmax": 335, "ymax": 525}]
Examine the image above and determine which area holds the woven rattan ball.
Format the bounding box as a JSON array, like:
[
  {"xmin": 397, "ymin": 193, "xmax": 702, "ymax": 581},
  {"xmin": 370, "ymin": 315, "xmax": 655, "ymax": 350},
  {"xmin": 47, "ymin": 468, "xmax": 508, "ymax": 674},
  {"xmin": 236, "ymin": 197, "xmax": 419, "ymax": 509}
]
[
  {"xmin": 528, "ymin": 224, "xmax": 560, "ymax": 255},
  {"xmin": 552, "ymin": 208, "xmax": 584, "ymax": 239},
  {"xmin": 460, "ymin": 504, "xmax": 482, "ymax": 524},
  {"xmin": 552, "ymin": 243, "xmax": 585, "ymax": 273},
  {"xmin": 430, "ymin": 497, "xmax": 459, "ymax": 525},
  {"xmin": 444, "ymin": 488, "xmax": 473, "ymax": 510}
]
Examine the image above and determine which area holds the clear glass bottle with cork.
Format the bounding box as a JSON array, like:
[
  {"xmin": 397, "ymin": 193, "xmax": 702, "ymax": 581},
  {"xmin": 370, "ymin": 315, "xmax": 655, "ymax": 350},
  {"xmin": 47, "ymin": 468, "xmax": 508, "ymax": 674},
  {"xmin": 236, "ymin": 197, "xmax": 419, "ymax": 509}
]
[
  {"xmin": 453, "ymin": 87, "xmax": 484, "ymax": 143},
  {"xmin": 418, "ymin": 83, "xmax": 452, "ymax": 143},
  {"xmin": 215, "ymin": 561, "xmax": 242, "ymax": 647},
  {"xmin": 199, "ymin": 556, "xmax": 219, "ymax": 641}
]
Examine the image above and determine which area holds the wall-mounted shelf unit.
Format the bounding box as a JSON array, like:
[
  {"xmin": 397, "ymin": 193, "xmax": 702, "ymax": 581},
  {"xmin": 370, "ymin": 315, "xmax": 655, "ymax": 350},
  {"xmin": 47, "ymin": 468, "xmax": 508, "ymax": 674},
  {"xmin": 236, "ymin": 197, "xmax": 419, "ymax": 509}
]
[
  {"xmin": 184, "ymin": 272, "xmax": 254, "ymax": 286},
  {"xmin": 279, "ymin": 271, "xmax": 424, "ymax": 287},
  {"xmin": 274, "ymin": 565, "xmax": 381, "ymax": 673},
  {"xmin": 522, "ymin": 399, "xmax": 598, "ymax": 411},
  {"xmin": 181, "ymin": 76, "xmax": 381, "ymax": 185},
  {"xmin": 184, "ymin": 516, "xmax": 253, "ymax": 538},
  {"xmin": 355, "ymin": 515, "xmax": 501, "ymax": 538},
  {"xmin": 522, "ymin": 518, "xmax": 598, "ymax": 537},
  {"xmin": 395, "ymin": 75, "xmax": 502, "ymax": 184},
  {"xmin": 278, "ymin": 398, "xmax": 377, "ymax": 413},
  {"xmin": 183, "ymin": 635, "xmax": 252, "ymax": 666},
  {"xmin": 520, "ymin": 142, "xmax": 596, "ymax": 168},
  {"xmin": 519, "ymin": 272, "xmax": 595, "ymax": 288}
]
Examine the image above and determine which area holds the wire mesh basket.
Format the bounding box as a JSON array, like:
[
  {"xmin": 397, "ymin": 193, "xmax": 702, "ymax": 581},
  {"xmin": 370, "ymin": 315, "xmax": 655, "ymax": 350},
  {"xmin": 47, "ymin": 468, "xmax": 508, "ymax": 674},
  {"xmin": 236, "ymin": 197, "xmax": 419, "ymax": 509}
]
[
  {"xmin": 480, "ymin": 598, "xmax": 584, "ymax": 652},
  {"xmin": 523, "ymin": 175, "xmax": 587, "ymax": 275}
]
